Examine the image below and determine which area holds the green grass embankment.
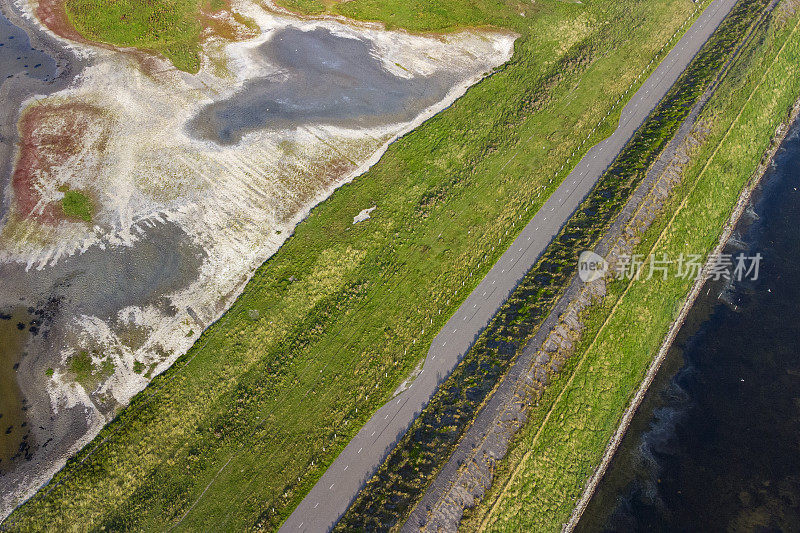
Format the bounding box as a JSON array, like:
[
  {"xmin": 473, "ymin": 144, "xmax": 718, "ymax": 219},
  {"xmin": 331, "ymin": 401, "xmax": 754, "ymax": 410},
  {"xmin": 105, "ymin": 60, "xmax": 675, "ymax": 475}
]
[
  {"xmin": 336, "ymin": 0, "xmax": 771, "ymax": 529},
  {"xmin": 467, "ymin": 3, "xmax": 800, "ymax": 530},
  {"xmin": 65, "ymin": 0, "xmax": 206, "ymax": 72},
  {"xmin": 63, "ymin": 0, "xmax": 255, "ymax": 72},
  {"xmin": 6, "ymin": 0, "xmax": 714, "ymax": 530}
]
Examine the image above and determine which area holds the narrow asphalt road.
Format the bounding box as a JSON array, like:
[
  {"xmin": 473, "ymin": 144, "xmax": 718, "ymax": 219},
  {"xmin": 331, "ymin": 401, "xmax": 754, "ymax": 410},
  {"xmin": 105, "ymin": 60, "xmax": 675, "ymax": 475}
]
[{"xmin": 280, "ymin": 0, "xmax": 738, "ymax": 530}]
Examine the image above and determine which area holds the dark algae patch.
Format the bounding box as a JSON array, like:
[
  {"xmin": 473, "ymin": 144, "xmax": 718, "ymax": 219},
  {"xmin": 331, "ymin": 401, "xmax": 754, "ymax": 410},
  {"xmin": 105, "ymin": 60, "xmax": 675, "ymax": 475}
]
[
  {"xmin": 577, "ymin": 120, "xmax": 800, "ymax": 532},
  {"xmin": 334, "ymin": 0, "xmax": 772, "ymax": 529}
]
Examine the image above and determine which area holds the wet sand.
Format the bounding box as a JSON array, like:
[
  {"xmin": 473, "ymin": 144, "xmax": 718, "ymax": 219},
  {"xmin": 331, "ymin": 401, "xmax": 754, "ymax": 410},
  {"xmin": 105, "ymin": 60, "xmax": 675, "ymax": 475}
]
[
  {"xmin": 0, "ymin": 219, "xmax": 205, "ymax": 510},
  {"xmin": 0, "ymin": 0, "xmax": 208, "ymax": 512}
]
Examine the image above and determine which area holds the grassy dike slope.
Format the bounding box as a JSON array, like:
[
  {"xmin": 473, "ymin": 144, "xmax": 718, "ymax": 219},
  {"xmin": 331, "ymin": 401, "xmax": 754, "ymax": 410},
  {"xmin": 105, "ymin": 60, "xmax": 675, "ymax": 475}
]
[
  {"xmin": 7, "ymin": 0, "xmax": 711, "ymax": 531},
  {"xmin": 466, "ymin": 4, "xmax": 800, "ymax": 531}
]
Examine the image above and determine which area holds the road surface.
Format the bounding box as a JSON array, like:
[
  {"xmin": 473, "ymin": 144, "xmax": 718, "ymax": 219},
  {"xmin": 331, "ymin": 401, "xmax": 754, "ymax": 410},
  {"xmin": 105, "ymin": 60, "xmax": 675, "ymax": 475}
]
[{"xmin": 280, "ymin": 0, "xmax": 739, "ymax": 530}]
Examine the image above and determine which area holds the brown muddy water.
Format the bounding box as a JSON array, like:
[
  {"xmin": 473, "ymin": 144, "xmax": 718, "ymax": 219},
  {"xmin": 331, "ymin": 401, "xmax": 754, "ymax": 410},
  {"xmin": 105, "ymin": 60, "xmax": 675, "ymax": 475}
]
[{"xmin": 0, "ymin": 309, "xmax": 33, "ymax": 470}]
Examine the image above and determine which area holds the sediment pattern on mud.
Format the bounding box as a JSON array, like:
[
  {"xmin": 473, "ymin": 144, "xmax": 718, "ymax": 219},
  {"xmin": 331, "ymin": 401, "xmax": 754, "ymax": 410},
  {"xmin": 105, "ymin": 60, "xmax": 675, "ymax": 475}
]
[{"xmin": 0, "ymin": 0, "xmax": 514, "ymax": 519}]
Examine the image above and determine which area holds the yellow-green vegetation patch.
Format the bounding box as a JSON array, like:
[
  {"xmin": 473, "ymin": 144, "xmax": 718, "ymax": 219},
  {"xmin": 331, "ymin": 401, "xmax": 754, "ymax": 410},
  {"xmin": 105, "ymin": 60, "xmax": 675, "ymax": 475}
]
[
  {"xmin": 278, "ymin": 0, "xmax": 327, "ymax": 16},
  {"xmin": 68, "ymin": 350, "xmax": 115, "ymax": 389},
  {"xmin": 469, "ymin": 6, "xmax": 800, "ymax": 530},
  {"xmin": 60, "ymin": 187, "xmax": 93, "ymax": 222},
  {"xmin": 65, "ymin": 0, "xmax": 205, "ymax": 72},
  {"xmin": 67, "ymin": 350, "xmax": 93, "ymax": 382},
  {"xmin": 279, "ymin": 0, "xmax": 526, "ymax": 32}
]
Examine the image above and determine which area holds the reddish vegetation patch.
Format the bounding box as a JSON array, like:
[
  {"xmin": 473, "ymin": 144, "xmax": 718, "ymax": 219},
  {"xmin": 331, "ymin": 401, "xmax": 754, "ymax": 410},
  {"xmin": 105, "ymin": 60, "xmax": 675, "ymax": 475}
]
[
  {"xmin": 35, "ymin": 0, "xmax": 86, "ymax": 43},
  {"xmin": 272, "ymin": 158, "xmax": 356, "ymax": 224},
  {"xmin": 321, "ymin": 158, "xmax": 357, "ymax": 189},
  {"xmin": 12, "ymin": 103, "xmax": 108, "ymax": 223},
  {"xmin": 200, "ymin": 13, "xmax": 250, "ymax": 41}
]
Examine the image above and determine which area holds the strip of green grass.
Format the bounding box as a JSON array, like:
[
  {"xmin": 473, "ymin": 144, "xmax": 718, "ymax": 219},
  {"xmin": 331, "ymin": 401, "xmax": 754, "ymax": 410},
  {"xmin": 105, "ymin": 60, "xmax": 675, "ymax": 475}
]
[
  {"xmin": 278, "ymin": 0, "xmax": 524, "ymax": 31},
  {"xmin": 65, "ymin": 0, "xmax": 518, "ymax": 72},
  {"xmin": 466, "ymin": 5, "xmax": 800, "ymax": 530},
  {"xmin": 5, "ymin": 1, "xmax": 712, "ymax": 531}
]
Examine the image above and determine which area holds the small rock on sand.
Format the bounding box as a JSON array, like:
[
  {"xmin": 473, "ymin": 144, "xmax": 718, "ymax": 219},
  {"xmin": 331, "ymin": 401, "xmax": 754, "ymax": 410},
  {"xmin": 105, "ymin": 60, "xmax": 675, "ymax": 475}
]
[{"xmin": 353, "ymin": 205, "xmax": 377, "ymax": 224}]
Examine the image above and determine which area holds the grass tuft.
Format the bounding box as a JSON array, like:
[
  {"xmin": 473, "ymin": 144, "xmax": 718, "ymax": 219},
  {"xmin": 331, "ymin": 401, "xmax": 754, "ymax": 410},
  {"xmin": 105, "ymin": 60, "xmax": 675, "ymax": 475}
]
[{"xmin": 60, "ymin": 188, "xmax": 93, "ymax": 223}]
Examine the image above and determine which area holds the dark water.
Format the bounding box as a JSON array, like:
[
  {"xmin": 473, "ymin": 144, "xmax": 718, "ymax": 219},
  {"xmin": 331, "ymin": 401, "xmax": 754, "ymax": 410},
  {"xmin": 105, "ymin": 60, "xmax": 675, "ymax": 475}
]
[
  {"xmin": 0, "ymin": 220, "xmax": 204, "ymax": 477},
  {"xmin": 0, "ymin": 10, "xmax": 57, "ymax": 82},
  {"xmin": 0, "ymin": 3, "xmax": 66, "ymax": 222},
  {"xmin": 577, "ymin": 120, "xmax": 800, "ymax": 532},
  {"xmin": 188, "ymin": 27, "xmax": 456, "ymax": 145}
]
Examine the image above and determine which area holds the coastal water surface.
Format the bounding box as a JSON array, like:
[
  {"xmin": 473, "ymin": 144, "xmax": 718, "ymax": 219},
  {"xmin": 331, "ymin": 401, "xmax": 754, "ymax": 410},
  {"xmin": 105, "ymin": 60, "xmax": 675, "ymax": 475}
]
[{"xmin": 577, "ymin": 120, "xmax": 800, "ymax": 531}]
